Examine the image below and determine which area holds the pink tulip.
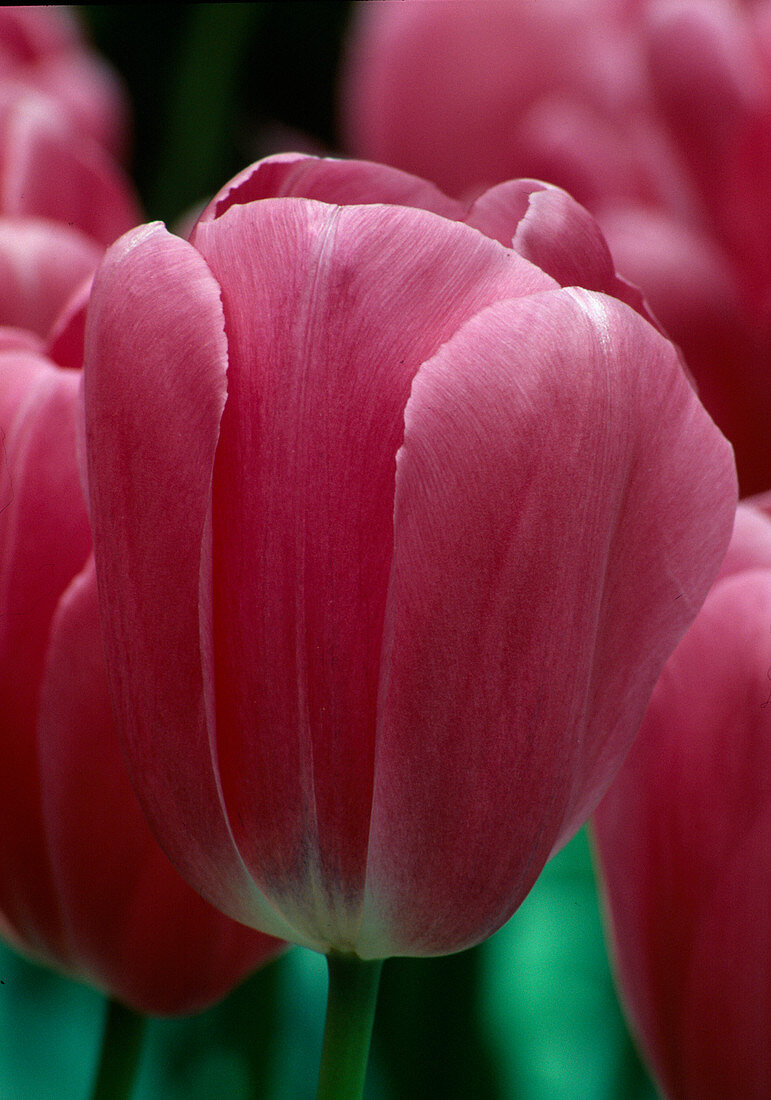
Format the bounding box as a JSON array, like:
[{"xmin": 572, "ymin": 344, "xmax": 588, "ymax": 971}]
[
  {"xmin": 0, "ymin": 5, "xmax": 129, "ymax": 159},
  {"xmin": 341, "ymin": 0, "xmax": 660, "ymax": 205},
  {"xmin": 83, "ymin": 154, "xmax": 736, "ymax": 958},
  {"xmin": 0, "ymin": 86, "xmax": 141, "ymax": 248},
  {"xmin": 593, "ymin": 499, "xmax": 771, "ymax": 1098},
  {"xmin": 0, "ymin": 79, "xmax": 141, "ymax": 343},
  {"xmin": 0, "ymin": 325, "xmax": 282, "ymax": 1016},
  {"xmin": 341, "ymin": 0, "xmax": 771, "ymax": 493},
  {"xmin": 0, "ymin": 218, "xmax": 102, "ymax": 336}
]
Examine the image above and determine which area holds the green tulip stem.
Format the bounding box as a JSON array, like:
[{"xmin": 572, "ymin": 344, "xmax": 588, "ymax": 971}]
[
  {"xmin": 90, "ymin": 997, "xmax": 146, "ymax": 1100},
  {"xmin": 316, "ymin": 954, "xmax": 384, "ymax": 1100}
]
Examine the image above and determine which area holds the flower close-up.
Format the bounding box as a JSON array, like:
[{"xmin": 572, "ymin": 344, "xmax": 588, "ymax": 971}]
[{"xmin": 83, "ymin": 153, "xmax": 736, "ymax": 963}]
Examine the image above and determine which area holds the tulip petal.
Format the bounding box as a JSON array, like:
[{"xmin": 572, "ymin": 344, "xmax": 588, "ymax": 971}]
[
  {"xmin": 593, "ymin": 569, "xmax": 771, "ymax": 1098},
  {"xmin": 0, "ymin": 217, "xmax": 101, "ymax": 335},
  {"xmin": 0, "ymin": 88, "xmax": 140, "ymax": 247},
  {"xmin": 468, "ymin": 180, "xmax": 657, "ymax": 323},
  {"xmin": 716, "ymin": 502, "xmax": 771, "ymax": 582},
  {"xmin": 38, "ymin": 557, "xmax": 281, "ymax": 1015},
  {"xmin": 340, "ymin": 0, "xmax": 642, "ymax": 200},
  {"xmin": 45, "ymin": 275, "xmax": 91, "ymax": 370},
  {"xmin": 680, "ymin": 810, "xmax": 770, "ymax": 1099},
  {"xmin": 0, "ymin": 352, "xmax": 90, "ymax": 956},
  {"xmin": 598, "ymin": 202, "xmax": 769, "ymax": 494},
  {"xmin": 84, "ymin": 223, "xmax": 292, "ymax": 938},
  {"xmin": 193, "ymin": 198, "xmax": 555, "ymax": 949},
  {"xmin": 0, "ymin": 327, "xmax": 43, "ymax": 354},
  {"xmin": 195, "ymin": 152, "xmax": 463, "ymax": 228},
  {"xmin": 359, "ymin": 288, "xmax": 735, "ymax": 956}
]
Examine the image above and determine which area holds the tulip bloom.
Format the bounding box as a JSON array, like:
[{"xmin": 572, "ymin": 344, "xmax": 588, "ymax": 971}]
[
  {"xmin": 0, "ymin": 326, "xmax": 282, "ymax": 1016},
  {"xmin": 341, "ymin": 0, "xmax": 771, "ymax": 493},
  {"xmin": 593, "ymin": 499, "xmax": 771, "ymax": 1098},
  {"xmin": 0, "ymin": 5, "xmax": 129, "ymax": 159},
  {"xmin": 0, "ymin": 83, "xmax": 141, "ymax": 339},
  {"xmin": 84, "ymin": 154, "xmax": 736, "ymax": 960},
  {"xmin": 0, "ymin": 85, "xmax": 141, "ymax": 249},
  {"xmin": 0, "ymin": 219, "xmax": 102, "ymax": 336}
]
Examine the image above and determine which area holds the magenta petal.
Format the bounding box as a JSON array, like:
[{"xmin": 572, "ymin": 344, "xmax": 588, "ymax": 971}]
[
  {"xmin": 195, "ymin": 153, "xmax": 463, "ymax": 228},
  {"xmin": 31, "ymin": 51, "xmax": 131, "ymax": 161},
  {"xmin": 193, "ymin": 199, "xmax": 555, "ymax": 948},
  {"xmin": 464, "ymin": 178, "xmax": 544, "ymax": 246},
  {"xmin": 0, "ymin": 327, "xmax": 43, "ymax": 354},
  {"xmin": 38, "ymin": 557, "xmax": 281, "ymax": 1015},
  {"xmin": 0, "ymin": 88, "xmax": 140, "ymax": 247},
  {"xmin": 593, "ymin": 569, "xmax": 771, "ymax": 1099},
  {"xmin": 0, "ymin": 352, "xmax": 90, "ymax": 956},
  {"xmin": 0, "ymin": 217, "xmax": 101, "ymax": 335},
  {"xmin": 468, "ymin": 180, "xmax": 657, "ymax": 324},
  {"xmin": 716, "ymin": 502, "xmax": 771, "ymax": 583},
  {"xmin": 645, "ymin": 0, "xmax": 766, "ymax": 173},
  {"xmin": 340, "ymin": 0, "xmax": 643, "ymax": 201},
  {"xmin": 359, "ymin": 288, "xmax": 735, "ymax": 957},
  {"xmin": 680, "ymin": 810, "xmax": 770, "ymax": 1099},
  {"xmin": 45, "ymin": 275, "xmax": 91, "ymax": 370},
  {"xmin": 84, "ymin": 223, "xmax": 276, "ymax": 934}
]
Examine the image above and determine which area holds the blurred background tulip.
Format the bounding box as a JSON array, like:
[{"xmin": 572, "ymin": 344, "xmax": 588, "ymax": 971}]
[
  {"xmin": 341, "ymin": 0, "xmax": 771, "ymax": 495},
  {"xmin": 593, "ymin": 499, "xmax": 771, "ymax": 1098},
  {"xmin": 0, "ymin": 5, "xmax": 129, "ymax": 157},
  {"xmin": 0, "ymin": 85, "xmax": 141, "ymax": 247}
]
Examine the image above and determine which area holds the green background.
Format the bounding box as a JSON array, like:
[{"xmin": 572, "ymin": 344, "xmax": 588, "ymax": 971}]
[{"xmin": 1, "ymin": 830, "xmax": 658, "ymax": 1098}]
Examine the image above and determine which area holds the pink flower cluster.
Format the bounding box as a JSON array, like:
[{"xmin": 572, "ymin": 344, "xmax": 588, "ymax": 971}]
[{"xmin": 0, "ymin": 6, "xmax": 767, "ymax": 1098}]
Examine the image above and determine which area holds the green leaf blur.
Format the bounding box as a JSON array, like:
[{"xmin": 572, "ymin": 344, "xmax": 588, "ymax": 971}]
[{"xmin": 0, "ymin": 828, "xmax": 657, "ymax": 1098}]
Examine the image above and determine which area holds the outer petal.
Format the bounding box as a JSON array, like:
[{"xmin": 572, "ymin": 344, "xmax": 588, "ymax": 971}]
[
  {"xmin": 194, "ymin": 152, "xmax": 463, "ymax": 228},
  {"xmin": 593, "ymin": 569, "xmax": 771, "ymax": 1099},
  {"xmin": 84, "ymin": 223, "xmax": 290, "ymax": 939},
  {"xmin": 359, "ymin": 288, "xmax": 735, "ymax": 957},
  {"xmin": 0, "ymin": 217, "xmax": 101, "ymax": 335},
  {"xmin": 467, "ymin": 180, "xmax": 658, "ymax": 324},
  {"xmin": 0, "ymin": 352, "xmax": 91, "ymax": 957},
  {"xmin": 193, "ymin": 199, "xmax": 555, "ymax": 950},
  {"xmin": 38, "ymin": 558, "xmax": 281, "ymax": 1016}
]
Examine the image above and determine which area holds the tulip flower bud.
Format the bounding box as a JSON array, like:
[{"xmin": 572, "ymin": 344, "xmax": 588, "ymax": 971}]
[{"xmin": 83, "ymin": 154, "xmax": 736, "ymax": 959}]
